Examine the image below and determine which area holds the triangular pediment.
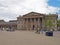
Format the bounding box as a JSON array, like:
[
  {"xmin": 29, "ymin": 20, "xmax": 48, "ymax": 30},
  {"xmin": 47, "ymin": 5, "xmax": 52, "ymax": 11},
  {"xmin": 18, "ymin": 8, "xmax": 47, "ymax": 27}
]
[{"xmin": 23, "ymin": 12, "xmax": 44, "ymax": 17}]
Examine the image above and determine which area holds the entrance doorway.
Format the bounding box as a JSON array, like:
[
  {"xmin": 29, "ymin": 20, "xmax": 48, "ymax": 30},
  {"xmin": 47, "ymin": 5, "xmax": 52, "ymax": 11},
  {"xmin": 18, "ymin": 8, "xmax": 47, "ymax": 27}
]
[{"xmin": 32, "ymin": 25, "xmax": 35, "ymax": 30}]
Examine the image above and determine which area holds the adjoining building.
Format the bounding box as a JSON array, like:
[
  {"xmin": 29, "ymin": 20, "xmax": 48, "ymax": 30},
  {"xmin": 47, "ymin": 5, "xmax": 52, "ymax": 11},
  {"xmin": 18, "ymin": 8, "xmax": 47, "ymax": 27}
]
[
  {"xmin": 17, "ymin": 12, "xmax": 58, "ymax": 31},
  {"xmin": 0, "ymin": 20, "xmax": 17, "ymax": 31}
]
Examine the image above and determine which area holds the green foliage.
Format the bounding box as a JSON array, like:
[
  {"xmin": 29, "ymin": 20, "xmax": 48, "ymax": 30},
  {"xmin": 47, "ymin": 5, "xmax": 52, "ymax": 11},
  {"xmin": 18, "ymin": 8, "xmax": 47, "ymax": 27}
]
[
  {"xmin": 45, "ymin": 19, "xmax": 54, "ymax": 27},
  {"xmin": 57, "ymin": 20, "xmax": 60, "ymax": 26},
  {"xmin": 44, "ymin": 14, "xmax": 54, "ymax": 31}
]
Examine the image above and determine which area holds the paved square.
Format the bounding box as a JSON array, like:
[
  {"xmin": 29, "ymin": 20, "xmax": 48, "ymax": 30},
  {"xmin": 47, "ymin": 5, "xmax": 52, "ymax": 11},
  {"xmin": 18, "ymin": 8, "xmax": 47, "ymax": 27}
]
[{"xmin": 0, "ymin": 31, "xmax": 60, "ymax": 45}]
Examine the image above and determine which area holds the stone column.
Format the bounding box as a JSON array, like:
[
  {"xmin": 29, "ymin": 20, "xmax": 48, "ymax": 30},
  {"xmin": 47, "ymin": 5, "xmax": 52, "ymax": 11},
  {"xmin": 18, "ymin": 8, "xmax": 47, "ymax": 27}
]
[
  {"xmin": 25, "ymin": 18, "xmax": 27, "ymax": 30},
  {"xmin": 28, "ymin": 18, "xmax": 30, "ymax": 30},
  {"xmin": 33, "ymin": 18, "xmax": 35, "ymax": 30},
  {"xmin": 29, "ymin": 18, "xmax": 31, "ymax": 31},
  {"xmin": 38, "ymin": 18, "xmax": 40, "ymax": 28},
  {"xmin": 23, "ymin": 18, "xmax": 26, "ymax": 30},
  {"xmin": 30, "ymin": 18, "xmax": 32, "ymax": 31},
  {"xmin": 22, "ymin": 19, "xmax": 24, "ymax": 30},
  {"xmin": 26, "ymin": 18, "xmax": 28, "ymax": 30}
]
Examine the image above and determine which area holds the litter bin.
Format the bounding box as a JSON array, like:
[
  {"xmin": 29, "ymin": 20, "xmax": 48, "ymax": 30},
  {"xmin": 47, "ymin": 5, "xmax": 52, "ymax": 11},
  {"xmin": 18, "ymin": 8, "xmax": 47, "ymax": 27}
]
[{"xmin": 46, "ymin": 31, "xmax": 53, "ymax": 36}]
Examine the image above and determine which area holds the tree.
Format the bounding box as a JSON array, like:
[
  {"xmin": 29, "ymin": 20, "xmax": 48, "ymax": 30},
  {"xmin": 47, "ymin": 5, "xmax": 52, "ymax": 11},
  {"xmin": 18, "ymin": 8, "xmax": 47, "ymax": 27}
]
[
  {"xmin": 44, "ymin": 15, "xmax": 54, "ymax": 31},
  {"xmin": 57, "ymin": 20, "xmax": 60, "ymax": 31},
  {"xmin": 57, "ymin": 20, "xmax": 60, "ymax": 27}
]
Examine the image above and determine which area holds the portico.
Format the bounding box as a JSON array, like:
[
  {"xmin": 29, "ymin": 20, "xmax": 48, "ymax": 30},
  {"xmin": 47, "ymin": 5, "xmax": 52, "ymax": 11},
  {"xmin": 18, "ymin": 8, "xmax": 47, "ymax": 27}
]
[
  {"xmin": 23, "ymin": 17, "xmax": 43, "ymax": 30},
  {"xmin": 17, "ymin": 12, "xmax": 45, "ymax": 31}
]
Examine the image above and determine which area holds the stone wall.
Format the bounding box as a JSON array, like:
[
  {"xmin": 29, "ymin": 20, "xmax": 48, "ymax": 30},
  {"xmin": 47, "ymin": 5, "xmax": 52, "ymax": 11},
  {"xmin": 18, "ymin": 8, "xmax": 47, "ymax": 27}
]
[{"xmin": 17, "ymin": 12, "xmax": 58, "ymax": 31}]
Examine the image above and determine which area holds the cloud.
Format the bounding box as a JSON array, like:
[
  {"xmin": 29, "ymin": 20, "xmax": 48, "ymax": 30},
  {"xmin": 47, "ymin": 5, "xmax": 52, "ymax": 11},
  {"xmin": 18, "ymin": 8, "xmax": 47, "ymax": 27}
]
[
  {"xmin": 0, "ymin": 0, "xmax": 60, "ymax": 21},
  {"xmin": 47, "ymin": 6, "xmax": 60, "ymax": 14}
]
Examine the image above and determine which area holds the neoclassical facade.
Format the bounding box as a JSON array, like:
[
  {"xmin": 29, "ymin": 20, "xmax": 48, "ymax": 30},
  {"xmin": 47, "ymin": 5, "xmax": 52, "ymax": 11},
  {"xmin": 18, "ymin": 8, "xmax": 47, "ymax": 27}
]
[{"xmin": 17, "ymin": 12, "xmax": 58, "ymax": 31}]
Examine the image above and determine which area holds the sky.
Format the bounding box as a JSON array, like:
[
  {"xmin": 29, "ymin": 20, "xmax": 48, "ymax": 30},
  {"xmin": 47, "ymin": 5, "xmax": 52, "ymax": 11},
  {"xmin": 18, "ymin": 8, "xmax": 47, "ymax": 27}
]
[{"xmin": 0, "ymin": 0, "xmax": 60, "ymax": 21}]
